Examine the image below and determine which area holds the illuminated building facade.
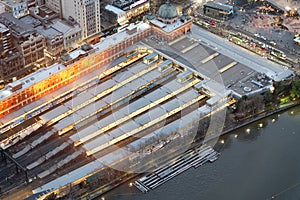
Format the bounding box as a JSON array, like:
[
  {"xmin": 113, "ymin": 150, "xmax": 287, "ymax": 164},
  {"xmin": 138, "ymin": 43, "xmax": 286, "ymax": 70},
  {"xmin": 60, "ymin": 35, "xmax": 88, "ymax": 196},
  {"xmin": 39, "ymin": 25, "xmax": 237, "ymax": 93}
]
[
  {"xmin": 0, "ymin": 23, "xmax": 152, "ymax": 117},
  {"xmin": 0, "ymin": 1, "xmax": 193, "ymax": 117}
]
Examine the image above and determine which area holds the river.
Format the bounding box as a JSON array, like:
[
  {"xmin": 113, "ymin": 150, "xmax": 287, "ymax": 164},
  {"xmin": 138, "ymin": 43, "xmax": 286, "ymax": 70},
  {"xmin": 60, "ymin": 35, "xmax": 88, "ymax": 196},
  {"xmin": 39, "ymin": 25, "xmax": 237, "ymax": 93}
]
[{"xmin": 102, "ymin": 105, "xmax": 300, "ymax": 200}]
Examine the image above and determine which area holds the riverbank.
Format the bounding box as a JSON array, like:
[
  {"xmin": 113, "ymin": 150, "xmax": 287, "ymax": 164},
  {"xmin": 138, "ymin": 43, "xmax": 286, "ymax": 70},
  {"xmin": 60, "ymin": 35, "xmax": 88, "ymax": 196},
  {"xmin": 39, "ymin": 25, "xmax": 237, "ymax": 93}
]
[
  {"xmin": 221, "ymin": 100, "xmax": 300, "ymax": 136},
  {"xmin": 76, "ymin": 100, "xmax": 300, "ymax": 199},
  {"xmin": 104, "ymin": 103, "xmax": 300, "ymax": 200}
]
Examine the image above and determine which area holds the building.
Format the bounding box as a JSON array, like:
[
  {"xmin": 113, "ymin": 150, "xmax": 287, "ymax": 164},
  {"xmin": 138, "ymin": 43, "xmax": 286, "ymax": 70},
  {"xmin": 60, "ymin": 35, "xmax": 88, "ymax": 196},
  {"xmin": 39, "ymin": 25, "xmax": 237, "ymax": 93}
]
[
  {"xmin": 19, "ymin": 14, "xmax": 64, "ymax": 60},
  {"xmin": 294, "ymin": 37, "xmax": 300, "ymax": 45},
  {"xmin": 62, "ymin": 0, "xmax": 101, "ymax": 39},
  {"xmin": 0, "ymin": 13, "xmax": 46, "ymax": 79},
  {"xmin": 105, "ymin": 0, "xmax": 150, "ymax": 25},
  {"xmin": 25, "ymin": 7, "xmax": 81, "ymax": 50},
  {"xmin": 0, "ymin": 0, "xmax": 28, "ymax": 18},
  {"xmin": 0, "ymin": 0, "xmax": 193, "ymax": 117},
  {"xmin": 0, "ymin": 22, "xmax": 152, "ymax": 117},
  {"xmin": 17, "ymin": 32, "xmax": 45, "ymax": 68},
  {"xmin": 104, "ymin": 4, "xmax": 127, "ymax": 25},
  {"xmin": 0, "ymin": 22, "xmax": 25, "ymax": 81},
  {"xmin": 51, "ymin": 19, "xmax": 81, "ymax": 50},
  {"xmin": 0, "ymin": 51, "xmax": 24, "ymax": 80},
  {"xmin": 0, "ymin": 2, "xmax": 5, "ymax": 14},
  {"xmin": 203, "ymin": 1, "xmax": 233, "ymax": 20},
  {"xmin": 0, "ymin": 23, "xmax": 12, "ymax": 55},
  {"xmin": 36, "ymin": 25, "xmax": 64, "ymax": 60},
  {"xmin": 1, "ymin": 11, "xmax": 81, "ymax": 67},
  {"xmin": 28, "ymin": 5, "xmax": 59, "ymax": 21},
  {"xmin": 45, "ymin": 0, "xmax": 62, "ymax": 17},
  {"xmin": 146, "ymin": 0, "xmax": 192, "ymax": 42}
]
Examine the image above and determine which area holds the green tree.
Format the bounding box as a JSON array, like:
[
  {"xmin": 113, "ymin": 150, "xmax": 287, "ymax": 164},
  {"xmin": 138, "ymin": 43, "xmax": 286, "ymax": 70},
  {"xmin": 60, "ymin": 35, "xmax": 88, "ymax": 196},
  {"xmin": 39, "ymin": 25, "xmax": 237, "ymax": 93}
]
[
  {"xmin": 290, "ymin": 80, "xmax": 300, "ymax": 99},
  {"xmin": 273, "ymin": 81, "xmax": 285, "ymax": 95}
]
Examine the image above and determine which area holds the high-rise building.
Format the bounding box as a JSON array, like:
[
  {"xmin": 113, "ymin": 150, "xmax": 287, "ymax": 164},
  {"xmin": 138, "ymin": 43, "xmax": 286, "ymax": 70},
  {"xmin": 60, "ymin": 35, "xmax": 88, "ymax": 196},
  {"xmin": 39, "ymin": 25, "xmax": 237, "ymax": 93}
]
[
  {"xmin": 45, "ymin": 0, "xmax": 62, "ymax": 17},
  {"xmin": 0, "ymin": 3, "xmax": 5, "ymax": 15},
  {"xmin": 0, "ymin": 23, "xmax": 12, "ymax": 55},
  {"xmin": 0, "ymin": 23, "xmax": 24, "ymax": 80},
  {"xmin": 62, "ymin": 0, "xmax": 101, "ymax": 39}
]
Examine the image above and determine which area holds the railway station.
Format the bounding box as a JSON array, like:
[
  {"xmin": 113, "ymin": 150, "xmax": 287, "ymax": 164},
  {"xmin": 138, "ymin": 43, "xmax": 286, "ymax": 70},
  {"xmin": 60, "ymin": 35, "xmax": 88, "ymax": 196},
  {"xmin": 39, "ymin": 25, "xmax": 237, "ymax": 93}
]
[
  {"xmin": 143, "ymin": 35, "xmax": 290, "ymax": 98},
  {"xmin": 0, "ymin": 1, "xmax": 294, "ymax": 198},
  {"xmin": 0, "ymin": 42, "xmax": 229, "ymax": 199}
]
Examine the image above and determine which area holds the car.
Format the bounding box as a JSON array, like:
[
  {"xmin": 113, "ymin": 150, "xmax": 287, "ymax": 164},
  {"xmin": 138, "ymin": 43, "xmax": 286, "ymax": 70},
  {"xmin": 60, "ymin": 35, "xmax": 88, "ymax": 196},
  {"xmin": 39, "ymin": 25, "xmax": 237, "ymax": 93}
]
[
  {"xmin": 260, "ymin": 36, "xmax": 267, "ymax": 40},
  {"xmin": 254, "ymin": 33, "xmax": 260, "ymax": 37},
  {"xmin": 270, "ymin": 41, "xmax": 277, "ymax": 46}
]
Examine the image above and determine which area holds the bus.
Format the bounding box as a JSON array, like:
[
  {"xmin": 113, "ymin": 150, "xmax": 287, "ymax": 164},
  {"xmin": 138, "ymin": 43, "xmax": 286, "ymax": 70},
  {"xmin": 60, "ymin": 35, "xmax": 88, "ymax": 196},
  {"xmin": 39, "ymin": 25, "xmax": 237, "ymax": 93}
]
[
  {"xmin": 117, "ymin": 24, "xmax": 129, "ymax": 32},
  {"xmin": 271, "ymin": 49, "xmax": 286, "ymax": 60}
]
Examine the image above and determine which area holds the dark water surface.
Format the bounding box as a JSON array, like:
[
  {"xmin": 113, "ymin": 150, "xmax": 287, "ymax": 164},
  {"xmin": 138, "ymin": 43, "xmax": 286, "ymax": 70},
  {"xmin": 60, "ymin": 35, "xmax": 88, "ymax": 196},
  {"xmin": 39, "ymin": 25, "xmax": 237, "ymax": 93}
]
[{"xmin": 103, "ymin": 106, "xmax": 300, "ymax": 200}]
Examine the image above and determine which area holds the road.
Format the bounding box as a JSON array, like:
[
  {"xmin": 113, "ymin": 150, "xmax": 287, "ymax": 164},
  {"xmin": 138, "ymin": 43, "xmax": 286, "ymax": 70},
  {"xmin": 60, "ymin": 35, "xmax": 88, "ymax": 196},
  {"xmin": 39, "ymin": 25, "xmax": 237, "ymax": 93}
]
[{"xmin": 190, "ymin": 24, "xmax": 294, "ymax": 81}]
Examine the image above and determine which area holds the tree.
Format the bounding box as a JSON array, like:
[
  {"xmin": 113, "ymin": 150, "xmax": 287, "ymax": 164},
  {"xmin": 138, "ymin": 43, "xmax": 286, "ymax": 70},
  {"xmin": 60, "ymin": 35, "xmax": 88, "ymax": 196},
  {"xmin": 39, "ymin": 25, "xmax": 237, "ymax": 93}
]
[
  {"xmin": 290, "ymin": 80, "xmax": 300, "ymax": 99},
  {"xmin": 273, "ymin": 81, "xmax": 285, "ymax": 95},
  {"xmin": 264, "ymin": 91, "xmax": 276, "ymax": 104}
]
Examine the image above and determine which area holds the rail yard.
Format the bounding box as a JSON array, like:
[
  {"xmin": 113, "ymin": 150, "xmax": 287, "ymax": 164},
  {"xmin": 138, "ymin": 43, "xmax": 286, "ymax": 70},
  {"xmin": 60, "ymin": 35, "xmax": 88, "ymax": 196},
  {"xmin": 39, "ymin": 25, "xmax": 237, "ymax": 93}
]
[{"xmin": 0, "ymin": 45, "xmax": 226, "ymax": 199}]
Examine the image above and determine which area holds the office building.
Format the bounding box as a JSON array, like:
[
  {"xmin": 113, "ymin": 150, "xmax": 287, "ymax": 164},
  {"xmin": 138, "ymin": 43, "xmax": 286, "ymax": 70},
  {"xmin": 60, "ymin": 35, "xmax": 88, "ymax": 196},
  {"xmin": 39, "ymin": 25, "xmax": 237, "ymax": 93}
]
[{"xmin": 62, "ymin": 0, "xmax": 101, "ymax": 39}]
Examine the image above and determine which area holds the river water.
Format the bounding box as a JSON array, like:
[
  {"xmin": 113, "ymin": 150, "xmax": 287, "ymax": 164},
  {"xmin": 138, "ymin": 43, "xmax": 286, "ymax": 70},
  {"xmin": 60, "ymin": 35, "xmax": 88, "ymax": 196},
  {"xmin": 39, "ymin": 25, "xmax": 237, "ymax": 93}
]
[{"xmin": 103, "ymin": 106, "xmax": 300, "ymax": 200}]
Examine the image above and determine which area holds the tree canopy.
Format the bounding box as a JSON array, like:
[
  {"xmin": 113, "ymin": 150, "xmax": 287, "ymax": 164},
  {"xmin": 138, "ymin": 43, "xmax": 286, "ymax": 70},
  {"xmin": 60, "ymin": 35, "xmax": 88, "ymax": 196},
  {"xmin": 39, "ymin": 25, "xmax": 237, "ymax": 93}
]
[{"xmin": 290, "ymin": 80, "xmax": 300, "ymax": 99}]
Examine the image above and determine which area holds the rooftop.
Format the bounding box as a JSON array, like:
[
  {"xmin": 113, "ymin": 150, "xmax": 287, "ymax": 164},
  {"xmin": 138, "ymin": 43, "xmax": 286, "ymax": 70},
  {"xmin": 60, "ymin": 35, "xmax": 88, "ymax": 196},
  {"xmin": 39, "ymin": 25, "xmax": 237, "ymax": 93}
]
[
  {"xmin": 204, "ymin": 1, "xmax": 233, "ymax": 12},
  {"xmin": 149, "ymin": 19, "xmax": 166, "ymax": 29},
  {"xmin": 0, "ymin": 22, "xmax": 8, "ymax": 32},
  {"xmin": 35, "ymin": 25, "xmax": 62, "ymax": 39},
  {"xmin": 0, "ymin": 0, "xmax": 25, "ymax": 6},
  {"xmin": 112, "ymin": 0, "xmax": 149, "ymax": 11},
  {"xmin": 51, "ymin": 19, "xmax": 80, "ymax": 36},
  {"xmin": 150, "ymin": 18, "xmax": 190, "ymax": 33},
  {"xmin": 143, "ymin": 35, "xmax": 284, "ymax": 98},
  {"xmin": 157, "ymin": 0, "xmax": 178, "ymax": 20},
  {"xmin": 0, "ymin": 63, "xmax": 66, "ymax": 101},
  {"xmin": 0, "ymin": 12, "xmax": 34, "ymax": 37},
  {"xmin": 93, "ymin": 22, "xmax": 151, "ymax": 52},
  {"xmin": 105, "ymin": 4, "xmax": 126, "ymax": 16},
  {"xmin": 19, "ymin": 15, "xmax": 41, "ymax": 27}
]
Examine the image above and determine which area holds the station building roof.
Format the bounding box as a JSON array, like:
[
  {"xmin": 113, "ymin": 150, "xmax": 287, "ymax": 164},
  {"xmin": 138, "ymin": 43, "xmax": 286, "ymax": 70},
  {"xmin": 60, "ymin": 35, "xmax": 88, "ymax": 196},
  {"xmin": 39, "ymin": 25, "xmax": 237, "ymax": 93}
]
[{"xmin": 0, "ymin": 63, "xmax": 66, "ymax": 101}]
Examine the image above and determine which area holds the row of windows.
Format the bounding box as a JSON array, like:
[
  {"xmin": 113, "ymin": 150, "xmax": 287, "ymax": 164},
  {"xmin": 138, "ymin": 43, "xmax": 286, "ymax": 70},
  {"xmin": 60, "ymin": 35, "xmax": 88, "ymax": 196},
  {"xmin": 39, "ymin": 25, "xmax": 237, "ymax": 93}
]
[{"xmin": 0, "ymin": 28, "xmax": 151, "ymax": 116}]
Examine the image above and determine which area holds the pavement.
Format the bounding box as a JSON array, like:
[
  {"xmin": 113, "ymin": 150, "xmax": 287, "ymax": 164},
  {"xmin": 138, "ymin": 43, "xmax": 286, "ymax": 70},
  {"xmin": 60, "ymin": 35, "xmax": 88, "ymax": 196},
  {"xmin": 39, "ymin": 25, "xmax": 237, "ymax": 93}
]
[
  {"xmin": 267, "ymin": 0, "xmax": 299, "ymax": 11},
  {"xmin": 225, "ymin": 12, "xmax": 300, "ymax": 58}
]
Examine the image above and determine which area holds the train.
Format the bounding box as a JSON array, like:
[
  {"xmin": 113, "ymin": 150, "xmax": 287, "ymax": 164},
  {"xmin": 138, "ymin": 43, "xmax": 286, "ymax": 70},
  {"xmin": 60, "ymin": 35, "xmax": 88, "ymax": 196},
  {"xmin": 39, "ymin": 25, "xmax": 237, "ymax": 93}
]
[{"xmin": 228, "ymin": 34, "xmax": 287, "ymax": 61}]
